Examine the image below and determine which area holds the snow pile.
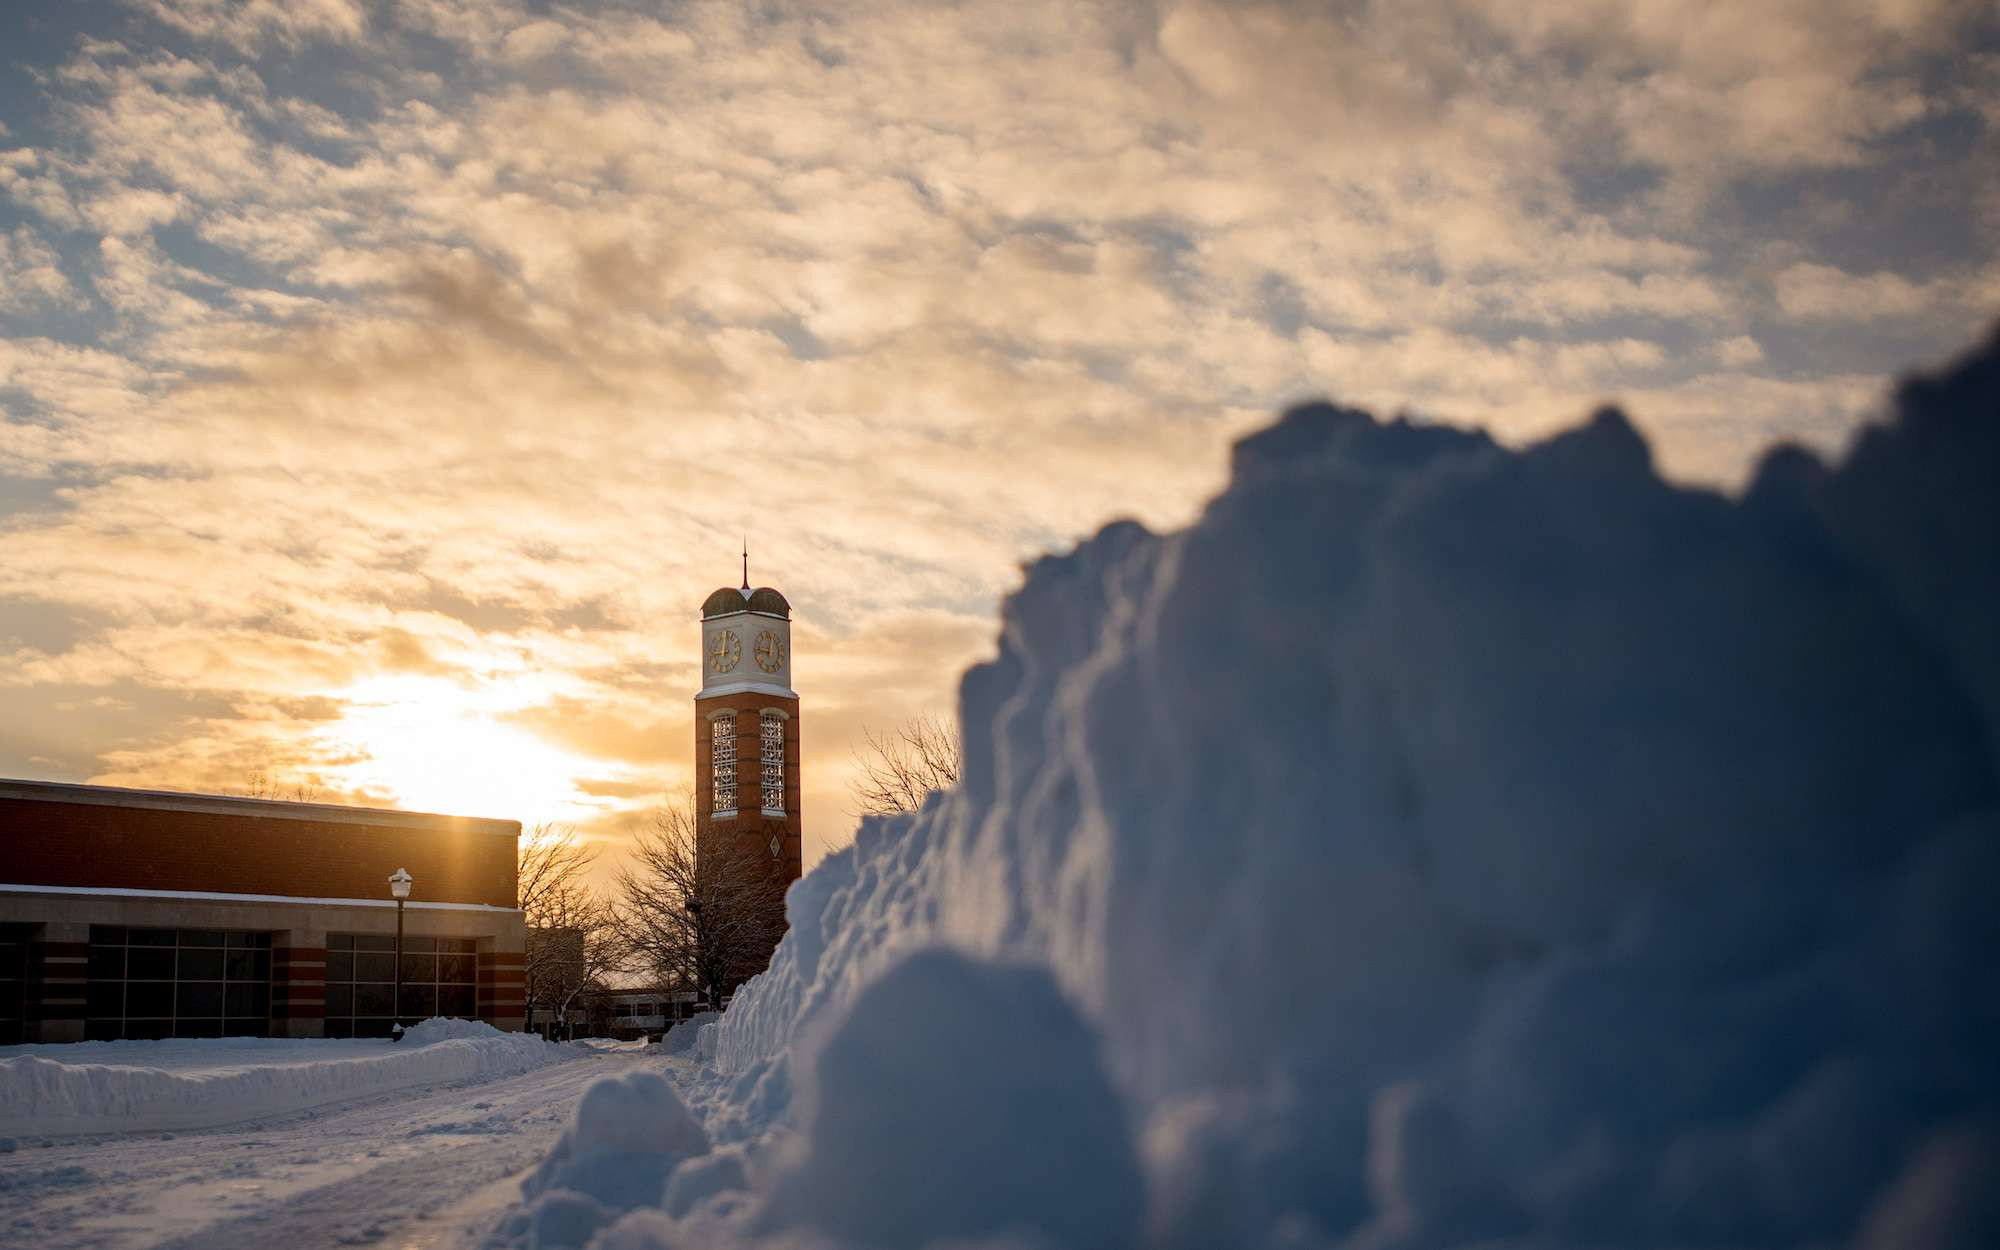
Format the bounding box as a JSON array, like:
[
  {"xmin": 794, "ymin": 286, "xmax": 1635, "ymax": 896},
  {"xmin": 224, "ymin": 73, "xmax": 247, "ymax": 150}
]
[
  {"xmin": 0, "ymin": 1018, "xmax": 575, "ymax": 1136},
  {"xmin": 491, "ymin": 1067, "xmax": 709, "ymax": 1248},
  {"xmin": 539, "ymin": 327, "xmax": 1999, "ymax": 1249},
  {"xmin": 399, "ymin": 1015, "xmax": 508, "ymax": 1045},
  {"xmin": 658, "ymin": 1013, "xmax": 718, "ymax": 1058}
]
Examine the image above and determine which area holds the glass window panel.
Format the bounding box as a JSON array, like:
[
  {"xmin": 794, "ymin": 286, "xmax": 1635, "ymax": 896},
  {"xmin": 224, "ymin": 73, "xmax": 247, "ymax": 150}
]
[
  {"xmin": 85, "ymin": 1019, "xmax": 121, "ymax": 1041},
  {"xmin": 176, "ymin": 982, "xmax": 223, "ymax": 1017},
  {"xmin": 762, "ymin": 712, "xmax": 785, "ymax": 809},
  {"xmin": 130, "ymin": 928, "xmax": 175, "ymax": 946},
  {"xmin": 89, "ymin": 926, "xmax": 126, "ymax": 945},
  {"xmin": 439, "ymin": 986, "xmax": 475, "ymax": 1016},
  {"xmin": 86, "ymin": 981, "xmax": 123, "ymax": 1017},
  {"xmin": 327, "ymin": 934, "xmax": 354, "ymax": 950},
  {"xmin": 224, "ymin": 1019, "xmax": 266, "ymax": 1038},
  {"xmin": 399, "ymin": 953, "xmax": 436, "ymax": 984},
  {"xmin": 712, "ymin": 714, "xmax": 737, "ymax": 811},
  {"xmin": 180, "ymin": 1018, "xmax": 223, "ymax": 1038},
  {"xmin": 126, "ymin": 982, "xmax": 173, "ymax": 1016},
  {"xmin": 88, "ymin": 947, "xmax": 124, "ymax": 979},
  {"xmin": 352, "ymin": 935, "xmax": 395, "ymax": 952},
  {"xmin": 354, "ymin": 953, "xmax": 394, "ymax": 983},
  {"xmin": 225, "ymin": 983, "xmax": 262, "ymax": 1016},
  {"xmin": 442, "ymin": 938, "xmax": 477, "ymax": 953},
  {"xmin": 128, "ymin": 949, "xmax": 174, "ymax": 980},
  {"xmin": 125, "ymin": 1020, "xmax": 172, "ymax": 1040},
  {"xmin": 178, "ymin": 929, "xmax": 224, "ymax": 947},
  {"xmin": 354, "ymin": 982, "xmax": 394, "ymax": 1016},
  {"xmin": 224, "ymin": 948, "xmax": 257, "ymax": 980},
  {"xmin": 323, "ymin": 1017, "xmax": 353, "ymax": 1038},
  {"xmin": 398, "ymin": 984, "xmax": 436, "ymax": 1018},
  {"xmin": 323, "ymin": 983, "xmax": 353, "ymax": 1016},
  {"xmin": 353, "ymin": 1017, "xmax": 395, "ymax": 1039},
  {"xmin": 439, "ymin": 954, "xmax": 475, "ymax": 983},
  {"xmin": 179, "ymin": 949, "xmax": 224, "ymax": 980},
  {"xmin": 325, "ymin": 952, "xmax": 353, "ymax": 982}
]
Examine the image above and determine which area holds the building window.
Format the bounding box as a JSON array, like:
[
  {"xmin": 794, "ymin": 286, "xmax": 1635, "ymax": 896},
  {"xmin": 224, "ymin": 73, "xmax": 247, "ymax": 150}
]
[
  {"xmin": 323, "ymin": 934, "xmax": 478, "ymax": 1039},
  {"xmin": 0, "ymin": 923, "xmax": 32, "ymax": 1045},
  {"xmin": 761, "ymin": 712, "xmax": 785, "ymax": 812},
  {"xmin": 84, "ymin": 927, "xmax": 271, "ymax": 1040},
  {"xmin": 712, "ymin": 714, "xmax": 737, "ymax": 812}
]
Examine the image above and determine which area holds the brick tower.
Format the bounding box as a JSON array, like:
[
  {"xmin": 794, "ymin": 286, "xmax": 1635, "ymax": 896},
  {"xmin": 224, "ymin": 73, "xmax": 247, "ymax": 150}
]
[{"xmin": 693, "ymin": 561, "xmax": 801, "ymax": 989}]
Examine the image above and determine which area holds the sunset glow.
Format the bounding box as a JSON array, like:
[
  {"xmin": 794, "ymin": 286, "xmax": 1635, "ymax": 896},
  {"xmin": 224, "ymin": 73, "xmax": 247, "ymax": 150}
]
[{"xmin": 315, "ymin": 674, "xmax": 605, "ymax": 826}]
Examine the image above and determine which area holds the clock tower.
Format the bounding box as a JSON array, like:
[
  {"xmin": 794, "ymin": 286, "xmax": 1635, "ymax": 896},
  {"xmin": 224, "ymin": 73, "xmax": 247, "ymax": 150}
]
[{"xmin": 694, "ymin": 565, "xmax": 802, "ymax": 985}]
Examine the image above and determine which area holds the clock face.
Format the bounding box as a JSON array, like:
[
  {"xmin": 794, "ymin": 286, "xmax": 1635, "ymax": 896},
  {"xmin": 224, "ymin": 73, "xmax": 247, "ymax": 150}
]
[
  {"xmin": 753, "ymin": 629, "xmax": 786, "ymax": 673},
  {"xmin": 709, "ymin": 628, "xmax": 742, "ymax": 673}
]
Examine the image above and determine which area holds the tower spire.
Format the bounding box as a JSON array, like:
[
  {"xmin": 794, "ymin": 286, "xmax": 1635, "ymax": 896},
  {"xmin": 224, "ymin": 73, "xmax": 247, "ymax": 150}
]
[{"xmin": 741, "ymin": 537, "xmax": 749, "ymax": 590}]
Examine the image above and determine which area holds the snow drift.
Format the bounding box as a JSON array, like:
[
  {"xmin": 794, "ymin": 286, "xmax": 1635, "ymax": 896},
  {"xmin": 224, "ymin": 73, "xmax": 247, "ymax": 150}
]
[
  {"xmin": 537, "ymin": 326, "xmax": 1999, "ymax": 1250},
  {"xmin": 0, "ymin": 1017, "xmax": 576, "ymax": 1136}
]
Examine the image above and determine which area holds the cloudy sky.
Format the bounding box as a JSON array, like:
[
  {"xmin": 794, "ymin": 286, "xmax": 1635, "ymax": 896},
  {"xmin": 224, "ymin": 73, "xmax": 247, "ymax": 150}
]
[{"xmin": 1, "ymin": 0, "xmax": 1995, "ymax": 869}]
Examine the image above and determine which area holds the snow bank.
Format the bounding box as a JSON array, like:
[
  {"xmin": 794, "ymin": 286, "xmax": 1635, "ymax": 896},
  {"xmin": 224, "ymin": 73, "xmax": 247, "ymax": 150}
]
[
  {"xmin": 0, "ymin": 1018, "xmax": 575, "ymax": 1137},
  {"xmin": 533, "ymin": 327, "xmax": 2000, "ymax": 1249}
]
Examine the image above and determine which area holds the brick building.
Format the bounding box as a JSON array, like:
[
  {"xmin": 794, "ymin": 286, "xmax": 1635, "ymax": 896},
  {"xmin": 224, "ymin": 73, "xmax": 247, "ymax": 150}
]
[
  {"xmin": 695, "ymin": 574, "xmax": 803, "ymax": 992},
  {"xmin": 0, "ymin": 779, "xmax": 525, "ymax": 1043}
]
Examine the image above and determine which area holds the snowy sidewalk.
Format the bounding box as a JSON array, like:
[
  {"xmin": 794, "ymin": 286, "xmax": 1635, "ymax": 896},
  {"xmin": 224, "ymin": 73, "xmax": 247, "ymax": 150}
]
[{"xmin": 0, "ymin": 1046, "xmax": 648, "ymax": 1249}]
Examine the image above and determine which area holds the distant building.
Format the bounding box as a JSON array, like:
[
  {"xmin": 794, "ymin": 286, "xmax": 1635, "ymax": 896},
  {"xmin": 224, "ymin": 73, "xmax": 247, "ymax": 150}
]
[
  {"xmin": 0, "ymin": 779, "xmax": 526, "ymax": 1042},
  {"xmin": 588, "ymin": 986, "xmax": 704, "ymax": 1041},
  {"xmin": 696, "ymin": 572, "xmax": 803, "ymax": 993}
]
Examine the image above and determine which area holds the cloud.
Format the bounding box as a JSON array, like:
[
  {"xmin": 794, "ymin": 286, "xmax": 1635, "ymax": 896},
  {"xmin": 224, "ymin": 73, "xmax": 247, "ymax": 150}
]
[{"xmin": 0, "ymin": 0, "xmax": 1994, "ymax": 870}]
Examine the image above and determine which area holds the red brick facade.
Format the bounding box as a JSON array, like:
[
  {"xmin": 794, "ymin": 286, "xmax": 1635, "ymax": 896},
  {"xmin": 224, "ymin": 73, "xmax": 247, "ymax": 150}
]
[
  {"xmin": 694, "ymin": 689, "xmax": 806, "ymax": 885},
  {"xmin": 0, "ymin": 780, "xmax": 526, "ymax": 1041},
  {"xmin": 0, "ymin": 788, "xmax": 517, "ymax": 907}
]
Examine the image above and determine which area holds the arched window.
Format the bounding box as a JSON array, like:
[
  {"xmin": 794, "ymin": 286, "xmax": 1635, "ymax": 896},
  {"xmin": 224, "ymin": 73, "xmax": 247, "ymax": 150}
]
[
  {"xmin": 711, "ymin": 714, "xmax": 737, "ymax": 813},
  {"xmin": 761, "ymin": 711, "xmax": 785, "ymax": 813}
]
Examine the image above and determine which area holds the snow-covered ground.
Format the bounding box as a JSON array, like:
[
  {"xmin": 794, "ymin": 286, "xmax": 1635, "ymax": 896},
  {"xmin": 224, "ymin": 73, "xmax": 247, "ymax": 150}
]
[
  {"xmin": 0, "ymin": 1018, "xmax": 577, "ymax": 1137},
  {"xmin": 0, "ymin": 1033, "xmax": 645, "ymax": 1249}
]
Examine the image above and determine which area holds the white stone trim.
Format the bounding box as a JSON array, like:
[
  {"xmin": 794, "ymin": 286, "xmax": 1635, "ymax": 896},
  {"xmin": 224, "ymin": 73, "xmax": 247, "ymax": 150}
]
[
  {"xmin": 694, "ymin": 681, "xmax": 797, "ymax": 700},
  {"xmin": 0, "ymin": 882, "xmax": 522, "ymax": 913}
]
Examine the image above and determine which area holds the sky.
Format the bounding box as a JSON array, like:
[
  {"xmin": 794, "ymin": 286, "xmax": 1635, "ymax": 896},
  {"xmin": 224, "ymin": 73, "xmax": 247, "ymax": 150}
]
[{"xmin": 1, "ymin": 0, "xmax": 1996, "ymax": 874}]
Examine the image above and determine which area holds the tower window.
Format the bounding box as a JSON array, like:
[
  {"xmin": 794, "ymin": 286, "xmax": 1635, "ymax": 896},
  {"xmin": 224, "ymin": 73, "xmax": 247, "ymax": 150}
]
[
  {"xmin": 711, "ymin": 715, "xmax": 737, "ymax": 813},
  {"xmin": 761, "ymin": 712, "xmax": 785, "ymax": 812}
]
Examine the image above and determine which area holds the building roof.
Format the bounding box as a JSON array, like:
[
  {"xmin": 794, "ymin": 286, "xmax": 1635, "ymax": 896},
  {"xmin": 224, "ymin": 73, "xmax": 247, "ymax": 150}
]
[
  {"xmin": 0, "ymin": 777, "xmax": 521, "ymax": 836},
  {"xmin": 701, "ymin": 585, "xmax": 791, "ymax": 619}
]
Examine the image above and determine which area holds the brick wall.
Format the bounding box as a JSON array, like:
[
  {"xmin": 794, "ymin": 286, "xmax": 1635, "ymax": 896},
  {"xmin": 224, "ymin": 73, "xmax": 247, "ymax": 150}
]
[
  {"xmin": 0, "ymin": 795, "xmax": 518, "ymax": 907},
  {"xmin": 693, "ymin": 690, "xmax": 805, "ymax": 884}
]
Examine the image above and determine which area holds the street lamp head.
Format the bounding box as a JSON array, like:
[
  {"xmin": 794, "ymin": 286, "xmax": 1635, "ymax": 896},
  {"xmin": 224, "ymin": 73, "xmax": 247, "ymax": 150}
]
[{"xmin": 389, "ymin": 867, "xmax": 413, "ymax": 900}]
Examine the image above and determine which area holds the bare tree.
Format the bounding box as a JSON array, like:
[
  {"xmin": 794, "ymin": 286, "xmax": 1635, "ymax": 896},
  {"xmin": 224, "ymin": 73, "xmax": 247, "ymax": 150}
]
[
  {"xmin": 235, "ymin": 768, "xmax": 322, "ymax": 803},
  {"xmin": 613, "ymin": 794, "xmax": 788, "ymax": 1009},
  {"xmin": 519, "ymin": 824, "xmax": 621, "ymax": 1037},
  {"xmin": 849, "ymin": 713, "xmax": 962, "ymax": 816}
]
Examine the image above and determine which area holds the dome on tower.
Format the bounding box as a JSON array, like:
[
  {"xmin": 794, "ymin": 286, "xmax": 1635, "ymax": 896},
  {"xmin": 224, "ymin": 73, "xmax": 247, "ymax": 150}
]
[
  {"xmin": 746, "ymin": 587, "xmax": 791, "ymax": 617},
  {"xmin": 701, "ymin": 587, "xmax": 750, "ymax": 618}
]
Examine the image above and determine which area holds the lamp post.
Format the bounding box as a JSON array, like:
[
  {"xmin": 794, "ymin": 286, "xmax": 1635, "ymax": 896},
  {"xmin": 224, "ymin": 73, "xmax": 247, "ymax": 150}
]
[{"xmin": 389, "ymin": 868, "xmax": 412, "ymax": 1040}]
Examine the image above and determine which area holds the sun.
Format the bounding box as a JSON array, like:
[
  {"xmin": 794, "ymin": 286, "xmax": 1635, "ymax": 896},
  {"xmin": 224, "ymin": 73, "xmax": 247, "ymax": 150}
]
[{"xmin": 317, "ymin": 673, "xmax": 601, "ymax": 825}]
